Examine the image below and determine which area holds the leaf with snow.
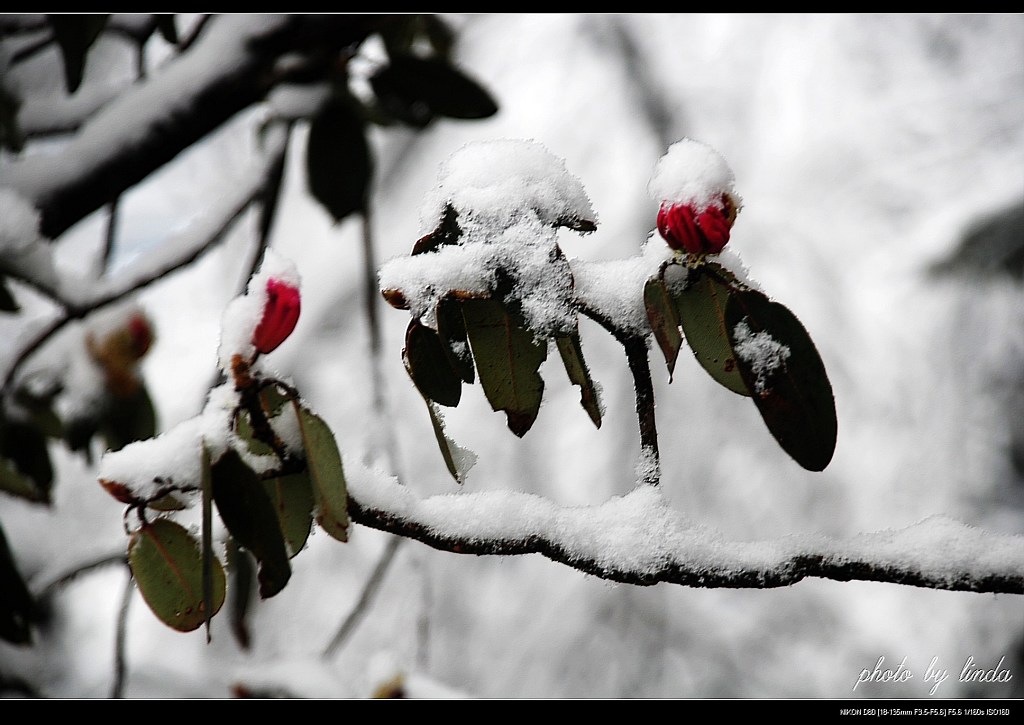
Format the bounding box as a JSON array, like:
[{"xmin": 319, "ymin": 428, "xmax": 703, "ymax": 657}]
[
  {"xmin": 675, "ymin": 265, "xmax": 751, "ymax": 396},
  {"xmin": 425, "ymin": 400, "xmax": 478, "ymax": 484},
  {"xmin": 726, "ymin": 289, "xmax": 837, "ymax": 472}
]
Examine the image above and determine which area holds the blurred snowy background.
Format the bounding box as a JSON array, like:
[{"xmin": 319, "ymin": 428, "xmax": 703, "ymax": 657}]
[{"xmin": 1, "ymin": 13, "xmax": 1022, "ymax": 698}]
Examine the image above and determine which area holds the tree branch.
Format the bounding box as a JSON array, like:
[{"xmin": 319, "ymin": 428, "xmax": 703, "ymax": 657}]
[
  {"xmin": 344, "ymin": 465, "xmax": 1024, "ymax": 595},
  {"xmin": 1, "ymin": 14, "xmax": 379, "ymax": 238},
  {"xmin": 1, "ymin": 123, "xmax": 288, "ymax": 397}
]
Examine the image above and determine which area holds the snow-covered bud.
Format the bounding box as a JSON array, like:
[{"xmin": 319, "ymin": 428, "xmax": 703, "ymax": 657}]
[
  {"xmin": 253, "ymin": 278, "xmax": 300, "ymax": 355},
  {"xmin": 648, "ymin": 138, "xmax": 742, "ymax": 256}
]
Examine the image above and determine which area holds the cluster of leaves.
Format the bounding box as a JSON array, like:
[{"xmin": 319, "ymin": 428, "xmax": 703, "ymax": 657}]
[
  {"xmin": 116, "ymin": 377, "xmax": 348, "ymax": 637},
  {"xmin": 304, "ymin": 15, "xmax": 497, "ymax": 225},
  {"xmin": 645, "ymin": 258, "xmax": 837, "ymax": 471},
  {"xmin": 384, "ymin": 207, "xmax": 603, "ymax": 482},
  {"xmin": 0, "ymin": 13, "xmax": 502, "ymax": 644}
]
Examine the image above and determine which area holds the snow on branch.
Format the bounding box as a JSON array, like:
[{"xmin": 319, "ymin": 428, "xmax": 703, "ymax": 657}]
[
  {"xmin": 345, "ymin": 461, "xmax": 1024, "ymax": 594},
  {"xmin": 0, "ymin": 14, "xmax": 378, "ymax": 238}
]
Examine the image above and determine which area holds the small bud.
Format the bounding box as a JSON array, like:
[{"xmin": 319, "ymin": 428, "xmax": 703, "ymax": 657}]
[
  {"xmin": 656, "ymin": 194, "xmax": 737, "ymax": 255},
  {"xmin": 253, "ymin": 278, "xmax": 300, "ymax": 354}
]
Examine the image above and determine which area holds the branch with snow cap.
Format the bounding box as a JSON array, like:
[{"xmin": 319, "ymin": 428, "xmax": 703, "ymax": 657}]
[{"xmin": 344, "ymin": 462, "xmax": 1024, "ymax": 594}]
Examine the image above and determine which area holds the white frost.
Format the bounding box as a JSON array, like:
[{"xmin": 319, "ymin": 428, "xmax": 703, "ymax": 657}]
[
  {"xmin": 648, "ymin": 137, "xmax": 741, "ymax": 213},
  {"xmin": 732, "ymin": 319, "xmax": 791, "ymax": 393}
]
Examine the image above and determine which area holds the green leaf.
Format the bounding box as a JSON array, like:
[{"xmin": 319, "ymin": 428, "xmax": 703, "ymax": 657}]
[
  {"xmin": 101, "ymin": 384, "xmax": 158, "ymax": 452},
  {"xmin": 263, "ymin": 472, "xmax": 314, "ymax": 558},
  {"xmin": 306, "ymin": 92, "xmax": 373, "ymax": 223},
  {"xmin": 555, "ymin": 332, "xmax": 602, "ymax": 428},
  {"xmin": 404, "ymin": 318, "xmax": 463, "ymax": 407},
  {"xmin": 47, "ymin": 15, "xmax": 109, "ymax": 94},
  {"xmin": 436, "ymin": 295, "xmax": 475, "ymax": 384},
  {"xmin": 371, "ymin": 54, "xmax": 498, "ymax": 127},
  {"xmin": 293, "ymin": 401, "xmax": 349, "ymax": 542},
  {"xmin": 0, "ymin": 277, "xmax": 19, "ymax": 312},
  {"xmin": 644, "ymin": 275, "xmax": 683, "ymax": 380},
  {"xmin": 461, "ymin": 299, "xmax": 546, "ymax": 437},
  {"xmin": 129, "ymin": 518, "xmax": 225, "ymax": 633},
  {"xmin": 0, "ymin": 421, "xmax": 53, "ymax": 503},
  {"xmin": 210, "ymin": 448, "xmax": 291, "ymax": 599},
  {"xmin": 0, "ymin": 522, "xmax": 34, "ymax": 645},
  {"xmin": 423, "ymin": 399, "xmax": 476, "ymax": 484},
  {"xmin": 725, "ymin": 289, "xmax": 838, "ymax": 472},
  {"xmin": 675, "ymin": 267, "xmax": 751, "ymax": 396}
]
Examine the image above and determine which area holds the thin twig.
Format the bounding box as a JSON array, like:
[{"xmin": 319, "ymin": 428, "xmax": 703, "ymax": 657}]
[
  {"xmin": 110, "ymin": 569, "xmax": 133, "ymax": 699},
  {"xmin": 33, "ymin": 552, "xmax": 128, "ymax": 600},
  {"xmin": 577, "ymin": 302, "xmax": 660, "ymax": 485},
  {"xmin": 322, "ymin": 210, "xmax": 409, "ymax": 659},
  {"xmin": 101, "ymin": 196, "xmax": 120, "ymax": 276},
  {"xmin": 321, "ymin": 535, "xmax": 402, "ymax": 659}
]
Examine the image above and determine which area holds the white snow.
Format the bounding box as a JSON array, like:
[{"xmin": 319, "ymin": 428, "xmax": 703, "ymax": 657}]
[
  {"xmin": 731, "ymin": 319, "xmax": 792, "ymax": 393},
  {"xmin": 418, "ymin": 138, "xmax": 596, "ymax": 235},
  {"xmin": 648, "ymin": 137, "xmax": 742, "ymax": 213}
]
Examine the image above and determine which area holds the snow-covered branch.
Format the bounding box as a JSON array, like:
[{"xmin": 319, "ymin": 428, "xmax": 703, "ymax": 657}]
[
  {"xmin": 1, "ymin": 125, "xmax": 288, "ymax": 394},
  {"xmin": 345, "ymin": 462, "xmax": 1024, "ymax": 594},
  {"xmin": 0, "ymin": 14, "xmax": 378, "ymax": 238}
]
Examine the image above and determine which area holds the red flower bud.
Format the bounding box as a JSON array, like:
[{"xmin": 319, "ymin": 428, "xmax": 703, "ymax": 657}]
[
  {"xmin": 253, "ymin": 278, "xmax": 300, "ymax": 354},
  {"xmin": 657, "ymin": 194, "xmax": 737, "ymax": 255}
]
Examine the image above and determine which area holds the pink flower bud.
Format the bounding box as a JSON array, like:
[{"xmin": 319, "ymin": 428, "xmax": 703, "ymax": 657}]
[
  {"xmin": 253, "ymin": 278, "xmax": 300, "ymax": 354},
  {"xmin": 657, "ymin": 194, "xmax": 737, "ymax": 255}
]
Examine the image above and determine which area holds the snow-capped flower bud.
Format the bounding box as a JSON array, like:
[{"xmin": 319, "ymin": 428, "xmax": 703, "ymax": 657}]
[
  {"xmin": 253, "ymin": 278, "xmax": 300, "ymax": 354},
  {"xmin": 648, "ymin": 138, "xmax": 742, "ymax": 256},
  {"xmin": 656, "ymin": 194, "xmax": 737, "ymax": 255}
]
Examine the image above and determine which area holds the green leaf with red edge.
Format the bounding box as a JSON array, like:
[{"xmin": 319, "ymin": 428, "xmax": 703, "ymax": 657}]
[
  {"xmin": 0, "ymin": 521, "xmax": 34, "ymax": 645},
  {"xmin": 210, "ymin": 448, "xmax": 291, "ymax": 599},
  {"xmin": 293, "ymin": 401, "xmax": 349, "ymax": 542},
  {"xmin": 404, "ymin": 318, "xmax": 463, "ymax": 407},
  {"xmin": 555, "ymin": 332, "xmax": 602, "ymax": 428},
  {"xmin": 644, "ymin": 274, "xmax": 683, "ymax": 380},
  {"xmin": 725, "ymin": 288, "xmax": 838, "ymax": 472},
  {"xmin": 306, "ymin": 91, "xmax": 373, "ymax": 223},
  {"xmin": 460, "ymin": 299, "xmax": 547, "ymax": 437},
  {"xmin": 129, "ymin": 518, "xmax": 225, "ymax": 633},
  {"xmin": 675, "ymin": 267, "xmax": 751, "ymax": 397}
]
